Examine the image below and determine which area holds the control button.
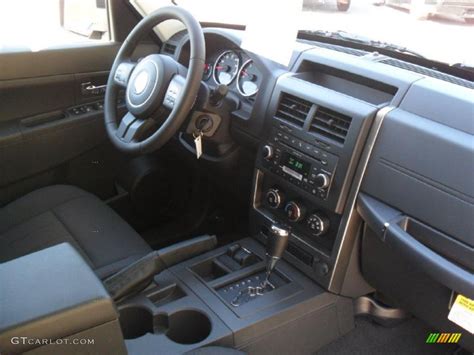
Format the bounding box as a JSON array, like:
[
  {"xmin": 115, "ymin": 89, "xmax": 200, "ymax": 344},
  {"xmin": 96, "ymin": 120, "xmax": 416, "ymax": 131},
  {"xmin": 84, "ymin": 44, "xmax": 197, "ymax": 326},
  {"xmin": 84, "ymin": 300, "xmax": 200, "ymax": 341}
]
[
  {"xmin": 316, "ymin": 262, "xmax": 329, "ymax": 276},
  {"xmin": 262, "ymin": 145, "xmax": 274, "ymax": 160},
  {"xmin": 314, "ymin": 173, "xmax": 330, "ymax": 189},
  {"xmin": 284, "ymin": 201, "xmax": 306, "ymax": 222},
  {"xmin": 307, "ymin": 213, "xmax": 330, "ymax": 236},
  {"xmin": 265, "ymin": 188, "xmax": 284, "ymax": 209}
]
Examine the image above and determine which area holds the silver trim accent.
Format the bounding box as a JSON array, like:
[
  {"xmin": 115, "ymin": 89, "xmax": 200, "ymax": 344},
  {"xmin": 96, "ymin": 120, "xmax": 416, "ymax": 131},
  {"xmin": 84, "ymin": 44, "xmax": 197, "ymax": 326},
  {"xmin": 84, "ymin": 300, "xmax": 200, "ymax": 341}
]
[
  {"xmin": 285, "ymin": 202, "xmax": 302, "ymax": 222},
  {"xmin": 252, "ymin": 169, "xmax": 264, "ymax": 210},
  {"xmin": 262, "ymin": 145, "xmax": 273, "ymax": 160},
  {"xmin": 315, "ymin": 173, "xmax": 330, "ymax": 189},
  {"xmin": 270, "ymin": 224, "xmax": 290, "ymax": 238},
  {"xmin": 354, "ymin": 296, "xmax": 409, "ymax": 320},
  {"xmin": 237, "ymin": 59, "xmax": 259, "ymax": 97},
  {"xmin": 307, "ymin": 213, "xmax": 329, "ymax": 236},
  {"xmin": 213, "ymin": 50, "xmax": 240, "ymax": 85},
  {"xmin": 282, "ymin": 166, "xmax": 303, "ymax": 181},
  {"xmin": 328, "ymin": 106, "xmax": 394, "ymax": 292},
  {"xmin": 126, "ymin": 60, "xmax": 159, "ymax": 109},
  {"xmin": 265, "ymin": 188, "xmax": 283, "ymax": 209}
]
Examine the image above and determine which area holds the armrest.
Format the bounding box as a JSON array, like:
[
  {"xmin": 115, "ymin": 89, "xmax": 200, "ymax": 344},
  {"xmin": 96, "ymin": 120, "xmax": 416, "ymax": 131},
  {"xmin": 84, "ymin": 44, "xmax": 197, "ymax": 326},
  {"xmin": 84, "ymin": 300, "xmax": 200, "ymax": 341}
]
[{"xmin": 0, "ymin": 243, "xmax": 122, "ymax": 354}]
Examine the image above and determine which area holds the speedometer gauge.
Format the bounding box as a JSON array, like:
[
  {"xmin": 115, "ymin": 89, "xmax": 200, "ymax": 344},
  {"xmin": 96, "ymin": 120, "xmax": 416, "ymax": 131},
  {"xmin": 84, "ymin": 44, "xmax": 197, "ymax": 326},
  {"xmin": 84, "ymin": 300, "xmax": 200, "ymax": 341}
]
[
  {"xmin": 213, "ymin": 50, "xmax": 240, "ymax": 85},
  {"xmin": 237, "ymin": 60, "xmax": 261, "ymax": 97}
]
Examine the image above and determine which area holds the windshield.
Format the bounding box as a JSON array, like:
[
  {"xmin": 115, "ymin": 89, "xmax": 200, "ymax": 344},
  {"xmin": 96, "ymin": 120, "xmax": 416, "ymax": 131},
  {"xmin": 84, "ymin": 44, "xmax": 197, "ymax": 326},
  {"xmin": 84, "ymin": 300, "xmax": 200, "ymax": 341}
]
[{"xmin": 131, "ymin": 0, "xmax": 474, "ymax": 66}]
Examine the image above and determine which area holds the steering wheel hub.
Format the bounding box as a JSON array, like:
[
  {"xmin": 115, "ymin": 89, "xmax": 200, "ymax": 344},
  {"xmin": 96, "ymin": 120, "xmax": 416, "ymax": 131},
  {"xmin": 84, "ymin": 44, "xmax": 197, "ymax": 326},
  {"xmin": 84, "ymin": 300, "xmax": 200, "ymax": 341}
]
[
  {"xmin": 125, "ymin": 55, "xmax": 170, "ymax": 118},
  {"xmin": 133, "ymin": 70, "xmax": 150, "ymax": 95}
]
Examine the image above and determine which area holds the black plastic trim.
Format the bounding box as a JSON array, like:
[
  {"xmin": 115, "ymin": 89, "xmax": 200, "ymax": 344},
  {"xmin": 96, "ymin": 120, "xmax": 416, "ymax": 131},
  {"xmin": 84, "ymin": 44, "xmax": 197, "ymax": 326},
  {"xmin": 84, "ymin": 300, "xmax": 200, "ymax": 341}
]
[{"xmin": 357, "ymin": 194, "xmax": 474, "ymax": 299}]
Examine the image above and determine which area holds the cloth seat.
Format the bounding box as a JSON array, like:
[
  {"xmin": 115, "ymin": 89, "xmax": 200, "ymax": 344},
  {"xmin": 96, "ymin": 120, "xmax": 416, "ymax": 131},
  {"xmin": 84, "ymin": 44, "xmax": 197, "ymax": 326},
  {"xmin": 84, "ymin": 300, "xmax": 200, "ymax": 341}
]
[{"xmin": 0, "ymin": 185, "xmax": 151, "ymax": 279}]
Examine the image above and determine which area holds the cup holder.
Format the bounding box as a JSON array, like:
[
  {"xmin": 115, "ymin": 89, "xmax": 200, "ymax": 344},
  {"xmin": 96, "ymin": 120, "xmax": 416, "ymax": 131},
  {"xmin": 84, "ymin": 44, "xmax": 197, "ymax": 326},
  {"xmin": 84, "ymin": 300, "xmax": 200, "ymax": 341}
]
[
  {"xmin": 119, "ymin": 306, "xmax": 153, "ymax": 339},
  {"xmin": 119, "ymin": 307, "xmax": 212, "ymax": 344},
  {"xmin": 157, "ymin": 310, "xmax": 212, "ymax": 344}
]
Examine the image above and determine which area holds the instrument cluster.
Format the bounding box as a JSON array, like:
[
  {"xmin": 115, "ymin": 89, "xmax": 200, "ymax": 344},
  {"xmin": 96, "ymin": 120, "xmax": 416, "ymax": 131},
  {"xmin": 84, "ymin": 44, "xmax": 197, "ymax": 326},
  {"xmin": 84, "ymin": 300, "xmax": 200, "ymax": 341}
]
[{"xmin": 203, "ymin": 49, "xmax": 262, "ymax": 99}]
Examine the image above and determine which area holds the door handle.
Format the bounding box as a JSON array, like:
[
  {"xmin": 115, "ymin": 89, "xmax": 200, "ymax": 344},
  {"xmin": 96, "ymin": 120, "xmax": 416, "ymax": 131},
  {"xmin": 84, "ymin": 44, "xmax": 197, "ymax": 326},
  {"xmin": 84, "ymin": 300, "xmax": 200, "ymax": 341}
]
[{"xmin": 81, "ymin": 82, "xmax": 107, "ymax": 96}]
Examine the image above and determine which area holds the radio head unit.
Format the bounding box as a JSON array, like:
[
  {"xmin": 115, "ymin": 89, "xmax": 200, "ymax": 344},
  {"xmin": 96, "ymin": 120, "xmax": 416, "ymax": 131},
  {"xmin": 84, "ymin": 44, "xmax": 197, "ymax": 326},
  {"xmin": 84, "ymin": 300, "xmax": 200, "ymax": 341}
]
[{"xmin": 260, "ymin": 127, "xmax": 338, "ymax": 203}]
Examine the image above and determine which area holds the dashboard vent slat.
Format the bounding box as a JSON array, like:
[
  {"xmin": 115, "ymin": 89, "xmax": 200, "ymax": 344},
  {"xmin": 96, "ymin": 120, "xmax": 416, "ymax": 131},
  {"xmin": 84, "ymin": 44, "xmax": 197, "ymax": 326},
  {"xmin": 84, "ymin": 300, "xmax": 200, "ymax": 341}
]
[
  {"xmin": 274, "ymin": 93, "xmax": 312, "ymax": 128},
  {"xmin": 163, "ymin": 43, "xmax": 177, "ymax": 55},
  {"xmin": 310, "ymin": 106, "xmax": 352, "ymax": 144}
]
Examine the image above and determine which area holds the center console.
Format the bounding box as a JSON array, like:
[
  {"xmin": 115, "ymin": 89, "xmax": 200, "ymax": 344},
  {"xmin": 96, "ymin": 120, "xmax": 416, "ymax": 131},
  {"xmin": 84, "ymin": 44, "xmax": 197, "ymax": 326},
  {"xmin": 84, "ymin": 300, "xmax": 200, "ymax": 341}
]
[
  {"xmin": 250, "ymin": 53, "xmax": 398, "ymax": 291},
  {"xmin": 118, "ymin": 237, "xmax": 354, "ymax": 354}
]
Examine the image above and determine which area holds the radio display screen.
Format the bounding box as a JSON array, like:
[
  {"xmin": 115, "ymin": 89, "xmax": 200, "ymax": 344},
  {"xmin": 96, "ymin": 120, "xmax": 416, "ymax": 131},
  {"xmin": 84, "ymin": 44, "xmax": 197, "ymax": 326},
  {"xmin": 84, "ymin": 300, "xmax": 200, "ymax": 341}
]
[{"xmin": 281, "ymin": 152, "xmax": 310, "ymax": 180}]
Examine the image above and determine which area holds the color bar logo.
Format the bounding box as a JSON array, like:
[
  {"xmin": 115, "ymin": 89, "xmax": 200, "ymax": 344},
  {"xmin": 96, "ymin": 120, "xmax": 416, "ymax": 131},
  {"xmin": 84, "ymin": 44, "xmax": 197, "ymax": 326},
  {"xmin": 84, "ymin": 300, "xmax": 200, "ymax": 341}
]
[{"xmin": 426, "ymin": 333, "xmax": 461, "ymax": 344}]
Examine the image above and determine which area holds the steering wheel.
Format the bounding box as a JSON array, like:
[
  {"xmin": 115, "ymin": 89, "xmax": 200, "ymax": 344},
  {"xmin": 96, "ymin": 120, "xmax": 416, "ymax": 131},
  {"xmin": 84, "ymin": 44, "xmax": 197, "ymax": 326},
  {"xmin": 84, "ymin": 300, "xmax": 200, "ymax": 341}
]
[{"xmin": 104, "ymin": 6, "xmax": 205, "ymax": 154}]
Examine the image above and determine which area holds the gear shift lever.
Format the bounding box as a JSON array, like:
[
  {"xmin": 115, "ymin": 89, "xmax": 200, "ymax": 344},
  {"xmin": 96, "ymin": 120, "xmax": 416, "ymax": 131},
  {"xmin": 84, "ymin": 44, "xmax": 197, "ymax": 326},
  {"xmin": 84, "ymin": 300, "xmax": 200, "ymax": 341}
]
[{"xmin": 263, "ymin": 224, "xmax": 290, "ymax": 286}]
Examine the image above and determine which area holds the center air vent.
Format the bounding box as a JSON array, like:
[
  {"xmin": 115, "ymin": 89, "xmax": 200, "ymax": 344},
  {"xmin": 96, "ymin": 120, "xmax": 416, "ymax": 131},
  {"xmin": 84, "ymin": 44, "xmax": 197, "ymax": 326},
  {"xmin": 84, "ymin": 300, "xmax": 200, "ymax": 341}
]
[
  {"xmin": 310, "ymin": 106, "xmax": 352, "ymax": 144},
  {"xmin": 274, "ymin": 93, "xmax": 312, "ymax": 128}
]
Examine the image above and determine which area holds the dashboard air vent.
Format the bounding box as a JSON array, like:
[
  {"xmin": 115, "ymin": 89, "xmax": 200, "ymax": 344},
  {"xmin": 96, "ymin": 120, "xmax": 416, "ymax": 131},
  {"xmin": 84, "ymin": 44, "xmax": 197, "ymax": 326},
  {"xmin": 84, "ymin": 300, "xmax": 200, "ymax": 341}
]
[
  {"xmin": 163, "ymin": 43, "xmax": 177, "ymax": 55},
  {"xmin": 274, "ymin": 93, "xmax": 312, "ymax": 128},
  {"xmin": 310, "ymin": 106, "xmax": 352, "ymax": 144}
]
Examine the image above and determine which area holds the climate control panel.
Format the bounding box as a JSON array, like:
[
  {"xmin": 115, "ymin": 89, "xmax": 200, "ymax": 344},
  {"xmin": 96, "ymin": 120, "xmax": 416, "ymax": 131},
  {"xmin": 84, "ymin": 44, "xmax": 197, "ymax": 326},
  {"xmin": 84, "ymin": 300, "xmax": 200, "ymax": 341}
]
[{"xmin": 264, "ymin": 186, "xmax": 332, "ymax": 239}]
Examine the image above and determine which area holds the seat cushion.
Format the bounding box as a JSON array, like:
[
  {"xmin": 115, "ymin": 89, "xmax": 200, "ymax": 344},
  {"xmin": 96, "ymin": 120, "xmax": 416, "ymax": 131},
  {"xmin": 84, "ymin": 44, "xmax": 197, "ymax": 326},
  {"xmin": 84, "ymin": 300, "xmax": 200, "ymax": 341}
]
[{"xmin": 0, "ymin": 185, "xmax": 151, "ymax": 279}]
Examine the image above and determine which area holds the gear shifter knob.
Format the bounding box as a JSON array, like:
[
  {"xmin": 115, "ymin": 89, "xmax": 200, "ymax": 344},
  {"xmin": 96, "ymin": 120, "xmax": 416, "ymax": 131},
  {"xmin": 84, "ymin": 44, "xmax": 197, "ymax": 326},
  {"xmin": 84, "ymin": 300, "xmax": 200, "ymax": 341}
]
[{"xmin": 265, "ymin": 224, "xmax": 290, "ymax": 280}]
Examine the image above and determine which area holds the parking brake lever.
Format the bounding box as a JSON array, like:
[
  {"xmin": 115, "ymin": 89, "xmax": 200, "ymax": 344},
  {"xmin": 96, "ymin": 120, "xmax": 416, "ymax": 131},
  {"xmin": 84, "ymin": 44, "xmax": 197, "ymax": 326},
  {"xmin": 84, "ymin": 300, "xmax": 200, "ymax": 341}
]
[{"xmin": 104, "ymin": 235, "xmax": 217, "ymax": 301}]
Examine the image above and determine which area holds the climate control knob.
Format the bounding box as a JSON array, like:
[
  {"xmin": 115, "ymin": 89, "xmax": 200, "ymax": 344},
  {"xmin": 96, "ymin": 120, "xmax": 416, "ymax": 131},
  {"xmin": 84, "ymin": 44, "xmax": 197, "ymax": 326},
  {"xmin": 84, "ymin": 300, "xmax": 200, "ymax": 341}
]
[
  {"xmin": 262, "ymin": 145, "xmax": 274, "ymax": 160},
  {"xmin": 314, "ymin": 173, "xmax": 330, "ymax": 189},
  {"xmin": 307, "ymin": 213, "xmax": 330, "ymax": 236},
  {"xmin": 284, "ymin": 201, "xmax": 306, "ymax": 222},
  {"xmin": 265, "ymin": 188, "xmax": 284, "ymax": 209}
]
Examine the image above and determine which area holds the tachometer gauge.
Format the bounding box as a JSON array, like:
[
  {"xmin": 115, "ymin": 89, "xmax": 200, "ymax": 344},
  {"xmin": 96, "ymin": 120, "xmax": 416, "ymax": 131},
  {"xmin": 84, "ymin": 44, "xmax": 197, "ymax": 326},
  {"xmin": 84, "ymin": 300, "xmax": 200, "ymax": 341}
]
[
  {"xmin": 213, "ymin": 50, "xmax": 240, "ymax": 85},
  {"xmin": 237, "ymin": 60, "xmax": 261, "ymax": 97},
  {"xmin": 203, "ymin": 63, "xmax": 212, "ymax": 80}
]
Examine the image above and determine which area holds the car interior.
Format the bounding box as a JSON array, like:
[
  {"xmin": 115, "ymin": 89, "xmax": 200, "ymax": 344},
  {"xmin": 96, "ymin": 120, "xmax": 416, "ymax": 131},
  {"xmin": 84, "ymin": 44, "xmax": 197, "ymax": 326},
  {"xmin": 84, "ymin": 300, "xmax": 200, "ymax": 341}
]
[{"xmin": 0, "ymin": 1, "xmax": 473, "ymax": 354}]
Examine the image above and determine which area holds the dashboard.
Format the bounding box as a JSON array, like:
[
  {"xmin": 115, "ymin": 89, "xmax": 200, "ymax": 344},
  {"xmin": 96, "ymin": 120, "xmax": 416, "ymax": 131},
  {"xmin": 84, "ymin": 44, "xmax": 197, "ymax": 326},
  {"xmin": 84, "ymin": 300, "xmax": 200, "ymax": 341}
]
[{"xmin": 161, "ymin": 28, "xmax": 474, "ymax": 349}]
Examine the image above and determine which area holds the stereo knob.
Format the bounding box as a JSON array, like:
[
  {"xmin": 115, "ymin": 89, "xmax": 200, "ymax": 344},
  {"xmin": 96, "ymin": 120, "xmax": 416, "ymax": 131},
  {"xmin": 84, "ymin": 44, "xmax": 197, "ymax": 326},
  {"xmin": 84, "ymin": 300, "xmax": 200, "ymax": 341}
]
[
  {"xmin": 284, "ymin": 201, "xmax": 306, "ymax": 222},
  {"xmin": 307, "ymin": 213, "xmax": 330, "ymax": 236},
  {"xmin": 262, "ymin": 145, "xmax": 274, "ymax": 160},
  {"xmin": 265, "ymin": 188, "xmax": 284, "ymax": 209},
  {"xmin": 315, "ymin": 173, "xmax": 330, "ymax": 189}
]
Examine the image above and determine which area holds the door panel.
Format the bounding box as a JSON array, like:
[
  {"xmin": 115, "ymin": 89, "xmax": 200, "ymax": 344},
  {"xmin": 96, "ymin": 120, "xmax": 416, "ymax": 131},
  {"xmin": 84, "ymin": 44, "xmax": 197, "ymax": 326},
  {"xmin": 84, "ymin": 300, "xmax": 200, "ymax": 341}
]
[{"xmin": 0, "ymin": 43, "xmax": 158, "ymax": 204}]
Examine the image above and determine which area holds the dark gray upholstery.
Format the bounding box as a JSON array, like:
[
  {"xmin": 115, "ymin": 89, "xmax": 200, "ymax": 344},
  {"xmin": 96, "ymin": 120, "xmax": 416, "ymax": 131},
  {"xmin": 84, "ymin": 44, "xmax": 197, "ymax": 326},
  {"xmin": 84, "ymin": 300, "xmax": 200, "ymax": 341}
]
[{"xmin": 0, "ymin": 185, "xmax": 151, "ymax": 279}]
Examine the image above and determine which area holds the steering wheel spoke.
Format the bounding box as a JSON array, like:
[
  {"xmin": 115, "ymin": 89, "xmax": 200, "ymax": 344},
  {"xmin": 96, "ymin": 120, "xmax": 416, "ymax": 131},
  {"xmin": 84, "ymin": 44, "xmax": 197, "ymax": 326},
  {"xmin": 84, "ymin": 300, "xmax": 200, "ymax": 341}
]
[
  {"xmin": 113, "ymin": 62, "xmax": 136, "ymax": 88},
  {"xmin": 116, "ymin": 112, "xmax": 155, "ymax": 143},
  {"xmin": 163, "ymin": 74, "xmax": 186, "ymax": 110}
]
